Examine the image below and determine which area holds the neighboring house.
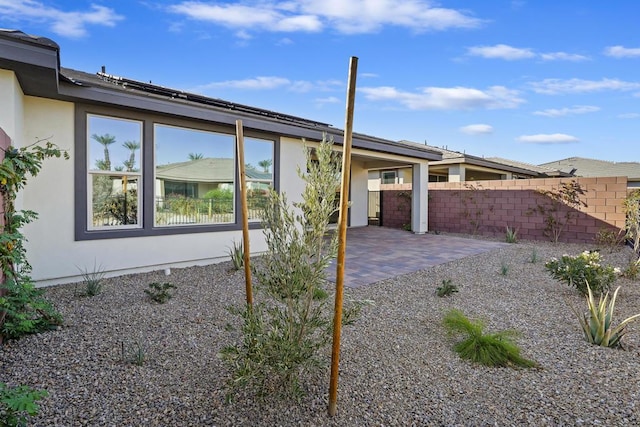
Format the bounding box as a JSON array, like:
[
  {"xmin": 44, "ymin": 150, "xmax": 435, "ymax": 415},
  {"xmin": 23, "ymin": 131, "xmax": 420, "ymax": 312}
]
[
  {"xmin": 539, "ymin": 157, "xmax": 640, "ymax": 189},
  {"xmin": 368, "ymin": 141, "xmax": 569, "ymax": 190},
  {"xmin": 0, "ymin": 29, "xmax": 441, "ymax": 285}
]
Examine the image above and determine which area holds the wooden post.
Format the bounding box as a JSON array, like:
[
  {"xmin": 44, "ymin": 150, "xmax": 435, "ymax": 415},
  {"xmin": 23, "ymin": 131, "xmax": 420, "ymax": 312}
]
[
  {"xmin": 236, "ymin": 120, "xmax": 253, "ymax": 307},
  {"xmin": 328, "ymin": 56, "xmax": 358, "ymax": 417}
]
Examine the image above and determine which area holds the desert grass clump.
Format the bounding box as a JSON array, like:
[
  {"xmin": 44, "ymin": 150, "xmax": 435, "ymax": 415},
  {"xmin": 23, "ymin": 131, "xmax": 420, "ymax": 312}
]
[
  {"xmin": 121, "ymin": 338, "xmax": 147, "ymax": 366},
  {"xmin": 499, "ymin": 261, "xmax": 510, "ymax": 276},
  {"xmin": 77, "ymin": 262, "xmax": 106, "ymax": 297},
  {"xmin": 436, "ymin": 279, "xmax": 458, "ymax": 297},
  {"xmin": 442, "ymin": 309, "xmax": 538, "ymax": 368},
  {"xmin": 568, "ymin": 283, "xmax": 640, "ymax": 348},
  {"xmin": 228, "ymin": 240, "xmax": 244, "ymax": 271},
  {"xmin": 505, "ymin": 226, "xmax": 518, "ymax": 243},
  {"xmin": 529, "ymin": 248, "xmax": 539, "ymax": 264}
]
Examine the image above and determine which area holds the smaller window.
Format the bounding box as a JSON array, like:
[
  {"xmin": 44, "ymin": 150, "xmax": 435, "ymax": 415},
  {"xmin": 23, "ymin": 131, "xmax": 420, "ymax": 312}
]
[
  {"xmin": 381, "ymin": 170, "xmax": 397, "ymax": 184},
  {"xmin": 244, "ymin": 138, "xmax": 274, "ymax": 222},
  {"xmin": 87, "ymin": 115, "xmax": 142, "ymax": 230}
]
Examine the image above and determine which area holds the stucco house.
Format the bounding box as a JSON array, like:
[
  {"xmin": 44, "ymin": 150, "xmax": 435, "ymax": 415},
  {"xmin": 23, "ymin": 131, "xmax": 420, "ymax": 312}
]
[{"xmin": 0, "ymin": 29, "xmax": 441, "ymax": 285}]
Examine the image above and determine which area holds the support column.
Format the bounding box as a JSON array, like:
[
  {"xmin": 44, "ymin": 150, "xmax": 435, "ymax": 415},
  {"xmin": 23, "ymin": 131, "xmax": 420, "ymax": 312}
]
[{"xmin": 411, "ymin": 161, "xmax": 428, "ymax": 234}]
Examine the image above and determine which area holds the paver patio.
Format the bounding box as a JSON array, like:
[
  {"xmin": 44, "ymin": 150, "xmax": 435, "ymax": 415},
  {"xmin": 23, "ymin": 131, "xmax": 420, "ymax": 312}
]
[{"xmin": 326, "ymin": 226, "xmax": 508, "ymax": 287}]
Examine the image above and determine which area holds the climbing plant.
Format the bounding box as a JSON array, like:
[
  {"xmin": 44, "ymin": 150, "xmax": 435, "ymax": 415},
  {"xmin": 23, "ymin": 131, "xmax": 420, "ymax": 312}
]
[{"xmin": 0, "ymin": 139, "xmax": 68, "ymax": 342}]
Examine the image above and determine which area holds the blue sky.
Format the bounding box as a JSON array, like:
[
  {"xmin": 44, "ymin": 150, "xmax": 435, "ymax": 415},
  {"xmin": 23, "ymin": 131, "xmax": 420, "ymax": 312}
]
[{"xmin": 2, "ymin": 1, "xmax": 639, "ymax": 165}]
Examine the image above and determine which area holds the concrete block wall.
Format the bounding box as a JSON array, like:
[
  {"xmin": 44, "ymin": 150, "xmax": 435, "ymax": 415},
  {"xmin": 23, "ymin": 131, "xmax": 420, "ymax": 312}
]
[
  {"xmin": 380, "ymin": 183, "xmax": 412, "ymax": 229},
  {"xmin": 427, "ymin": 177, "xmax": 628, "ymax": 243}
]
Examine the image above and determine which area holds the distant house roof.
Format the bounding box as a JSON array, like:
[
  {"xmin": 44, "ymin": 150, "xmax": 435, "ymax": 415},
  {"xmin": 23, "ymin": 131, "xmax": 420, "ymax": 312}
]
[
  {"xmin": 156, "ymin": 158, "xmax": 271, "ymax": 183},
  {"xmin": 486, "ymin": 157, "xmax": 569, "ymax": 177},
  {"xmin": 539, "ymin": 157, "xmax": 640, "ymax": 181},
  {"xmin": 399, "ymin": 141, "xmax": 569, "ymax": 177}
]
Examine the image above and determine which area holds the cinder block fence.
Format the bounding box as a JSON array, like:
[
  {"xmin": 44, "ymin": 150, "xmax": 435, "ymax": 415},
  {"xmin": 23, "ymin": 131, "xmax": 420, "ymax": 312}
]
[{"xmin": 381, "ymin": 177, "xmax": 628, "ymax": 244}]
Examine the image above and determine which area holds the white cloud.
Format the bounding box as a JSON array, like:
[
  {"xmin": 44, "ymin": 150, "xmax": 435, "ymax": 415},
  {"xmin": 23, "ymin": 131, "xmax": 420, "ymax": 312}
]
[
  {"xmin": 467, "ymin": 44, "xmax": 589, "ymax": 62},
  {"xmin": 315, "ymin": 96, "xmax": 341, "ymax": 105},
  {"xmin": 0, "ymin": 0, "xmax": 123, "ymax": 38},
  {"xmin": 467, "ymin": 44, "xmax": 535, "ymax": 60},
  {"xmin": 360, "ymin": 85, "xmax": 524, "ymax": 110},
  {"xmin": 618, "ymin": 113, "xmax": 640, "ymax": 119},
  {"xmin": 168, "ymin": 0, "xmax": 483, "ymax": 36},
  {"xmin": 605, "ymin": 45, "xmax": 640, "ymax": 58},
  {"xmin": 192, "ymin": 76, "xmax": 341, "ymax": 93},
  {"xmin": 533, "ymin": 105, "xmax": 600, "ymax": 117},
  {"xmin": 517, "ymin": 133, "xmax": 579, "ymax": 144},
  {"xmin": 361, "ymin": 72, "xmax": 379, "ymax": 78},
  {"xmin": 529, "ymin": 78, "xmax": 640, "ymax": 95},
  {"xmin": 540, "ymin": 52, "xmax": 589, "ymax": 61},
  {"xmin": 460, "ymin": 124, "xmax": 493, "ymax": 135}
]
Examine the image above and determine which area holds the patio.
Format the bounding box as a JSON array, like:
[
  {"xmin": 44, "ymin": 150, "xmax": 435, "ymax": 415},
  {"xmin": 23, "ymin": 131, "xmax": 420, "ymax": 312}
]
[{"xmin": 326, "ymin": 227, "xmax": 508, "ymax": 287}]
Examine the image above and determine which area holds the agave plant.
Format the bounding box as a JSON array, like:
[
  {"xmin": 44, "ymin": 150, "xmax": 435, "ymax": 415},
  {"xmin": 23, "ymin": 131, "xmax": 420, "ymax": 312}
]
[{"xmin": 569, "ymin": 283, "xmax": 640, "ymax": 348}]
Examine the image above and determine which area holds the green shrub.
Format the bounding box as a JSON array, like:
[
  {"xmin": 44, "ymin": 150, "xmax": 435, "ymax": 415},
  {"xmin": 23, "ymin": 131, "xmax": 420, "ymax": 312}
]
[
  {"xmin": 0, "ymin": 278, "xmax": 62, "ymax": 341},
  {"xmin": 529, "ymin": 248, "xmax": 539, "ymax": 264},
  {"xmin": 568, "ymin": 283, "xmax": 640, "ymax": 348},
  {"xmin": 144, "ymin": 282, "xmax": 176, "ymax": 304},
  {"xmin": 442, "ymin": 309, "xmax": 538, "ymax": 368},
  {"xmin": 436, "ymin": 279, "xmax": 458, "ymax": 297},
  {"xmin": 545, "ymin": 250, "xmax": 619, "ymax": 295},
  {"xmin": 203, "ymin": 188, "xmax": 233, "ymax": 214},
  {"xmin": 0, "ymin": 382, "xmax": 47, "ymax": 427}
]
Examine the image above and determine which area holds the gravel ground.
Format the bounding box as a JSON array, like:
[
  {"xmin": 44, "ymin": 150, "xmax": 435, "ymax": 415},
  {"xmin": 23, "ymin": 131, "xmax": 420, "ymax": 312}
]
[{"xmin": 2, "ymin": 238, "xmax": 640, "ymax": 426}]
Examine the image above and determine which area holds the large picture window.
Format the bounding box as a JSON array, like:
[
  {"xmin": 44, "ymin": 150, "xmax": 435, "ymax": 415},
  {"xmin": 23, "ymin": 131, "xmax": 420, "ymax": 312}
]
[
  {"xmin": 77, "ymin": 106, "xmax": 277, "ymax": 240},
  {"xmin": 87, "ymin": 115, "xmax": 142, "ymax": 230},
  {"xmin": 154, "ymin": 124, "xmax": 235, "ymax": 226}
]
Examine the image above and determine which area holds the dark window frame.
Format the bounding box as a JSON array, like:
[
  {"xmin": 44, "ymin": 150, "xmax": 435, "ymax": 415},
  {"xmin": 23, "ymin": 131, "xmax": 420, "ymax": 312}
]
[{"xmin": 75, "ymin": 104, "xmax": 279, "ymax": 241}]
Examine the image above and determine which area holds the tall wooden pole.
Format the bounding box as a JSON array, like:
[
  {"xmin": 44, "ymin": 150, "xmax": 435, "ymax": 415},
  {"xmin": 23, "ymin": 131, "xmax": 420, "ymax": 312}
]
[
  {"xmin": 328, "ymin": 56, "xmax": 358, "ymax": 417},
  {"xmin": 236, "ymin": 120, "xmax": 253, "ymax": 307}
]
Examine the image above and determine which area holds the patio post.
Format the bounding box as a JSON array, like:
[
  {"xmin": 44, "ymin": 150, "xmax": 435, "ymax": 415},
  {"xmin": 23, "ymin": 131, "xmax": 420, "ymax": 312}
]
[{"xmin": 329, "ymin": 56, "xmax": 358, "ymax": 417}]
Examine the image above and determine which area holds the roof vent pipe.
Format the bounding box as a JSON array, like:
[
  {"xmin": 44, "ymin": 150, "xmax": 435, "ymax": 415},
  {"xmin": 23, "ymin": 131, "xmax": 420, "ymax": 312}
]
[{"xmin": 101, "ymin": 65, "xmax": 105, "ymax": 73}]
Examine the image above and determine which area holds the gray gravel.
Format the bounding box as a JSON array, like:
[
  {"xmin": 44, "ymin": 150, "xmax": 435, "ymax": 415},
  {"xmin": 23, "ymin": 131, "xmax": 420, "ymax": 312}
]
[{"xmin": 2, "ymin": 239, "xmax": 640, "ymax": 426}]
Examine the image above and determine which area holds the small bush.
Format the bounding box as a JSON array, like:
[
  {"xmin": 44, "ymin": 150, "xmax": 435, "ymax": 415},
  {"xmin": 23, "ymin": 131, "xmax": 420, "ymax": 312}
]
[
  {"xmin": 545, "ymin": 250, "xmax": 619, "ymax": 296},
  {"xmin": 144, "ymin": 282, "xmax": 176, "ymax": 304},
  {"xmin": 568, "ymin": 283, "xmax": 640, "ymax": 348},
  {"xmin": 0, "ymin": 382, "xmax": 47, "ymax": 427},
  {"xmin": 0, "ymin": 278, "xmax": 62, "ymax": 341},
  {"xmin": 442, "ymin": 309, "xmax": 538, "ymax": 368},
  {"xmin": 622, "ymin": 256, "xmax": 640, "ymax": 280},
  {"xmin": 594, "ymin": 227, "xmax": 625, "ymax": 253},
  {"xmin": 436, "ymin": 279, "xmax": 458, "ymax": 297},
  {"xmin": 529, "ymin": 248, "xmax": 539, "ymax": 264}
]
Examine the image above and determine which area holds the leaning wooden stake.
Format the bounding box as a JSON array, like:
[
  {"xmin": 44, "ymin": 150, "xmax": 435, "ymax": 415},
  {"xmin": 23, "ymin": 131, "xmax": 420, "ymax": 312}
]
[
  {"xmin": 329, "ymin": 56, "xmax": 358, "ymax": 417},
  {"xmin": 236, "ymin": 120, "xmax": 253, "ymax": 307}
]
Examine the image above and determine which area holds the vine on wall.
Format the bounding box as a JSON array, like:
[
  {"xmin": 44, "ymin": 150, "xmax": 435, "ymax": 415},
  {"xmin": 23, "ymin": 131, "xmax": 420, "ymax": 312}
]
[{"xmin": 0, "ymin": 138, "xmax": 69, "ymax": 342}]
